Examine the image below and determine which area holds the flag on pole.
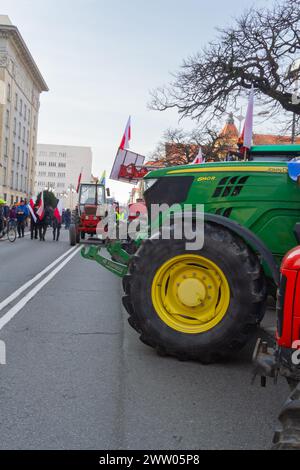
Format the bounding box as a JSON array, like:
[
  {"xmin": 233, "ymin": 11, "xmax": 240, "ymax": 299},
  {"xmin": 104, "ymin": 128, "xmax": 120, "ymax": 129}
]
[
  {"xmin": 27, "ymin": 198, "xmax": 37, "ymax": 223},
  {"xmin": 119, "ymin": 116, "xmax": 131, "ymax": 150},
  {"xmin": 100, "ymin": 170, "xmax": 106, "ymax": 186},
  {"xmin": 191, "ymin": 147, "xmax": 204, "ymax": 164},
  {"xmin": 238, "ymin": 85, "xmax": 254, "ymax": 155},
  {"xmin": 37, "ymin": 191, "xmax": 44, "ymax": 220},
  {"xmin": 76, "ymin": 167, "xmax": 83, "ymax": 193},
  {"xmin": 54, "ymin": 199, "xmax": 63, "ymax": 223}
]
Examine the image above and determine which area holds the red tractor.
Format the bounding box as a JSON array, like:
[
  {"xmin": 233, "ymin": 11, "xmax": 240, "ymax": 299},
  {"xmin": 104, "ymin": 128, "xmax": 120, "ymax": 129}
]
[
  {"xmin": 253, "ymin": 235, "xmax": 300, "ymax": 449},
  {"xmin": 69, "ymin": 182, "xmax": 109, "ymax": 246}
]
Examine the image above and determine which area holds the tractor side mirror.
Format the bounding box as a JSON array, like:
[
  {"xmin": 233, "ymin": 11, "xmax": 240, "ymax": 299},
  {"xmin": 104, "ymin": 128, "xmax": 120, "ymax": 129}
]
[{"xmin": 106, "ymin": 188, "xmax": 111, "ymax": 198}]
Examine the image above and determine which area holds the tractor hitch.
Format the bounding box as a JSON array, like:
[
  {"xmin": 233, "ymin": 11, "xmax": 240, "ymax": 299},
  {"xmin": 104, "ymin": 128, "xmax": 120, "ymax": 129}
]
[
  {"xmin": 252, "ymin": 338, "xmax": 278, "ymax": 387},
  {"xmin": 81, "ymin": 245, "xmax": 129, "ymax": 278}
]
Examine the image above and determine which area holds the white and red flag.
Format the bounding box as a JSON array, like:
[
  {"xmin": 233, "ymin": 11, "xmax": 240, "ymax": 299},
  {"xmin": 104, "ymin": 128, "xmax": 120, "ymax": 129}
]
[
  {"xmin": 119, "ymin": 116, "xmax": 131, "ymax": 150},
  {"xmin": 27, "ymin": 198, "xmax": 37, "ymax": 223},
  {"xmin": 37, "ymin": 191, "xmax": 45, "ymax": 220},
  {"xmin": 191, "ymin": 147, "xmax": 204, "ymax": 164},
  {"xmin": 54, "ymin": 199, "xmax": 63, "ymax": 223},
  {"xmin": 238, "ymin": 85, "xmax": 254, "ymax": 155},
  {"xmin": 76, "ymin": 168, "xmax": 83, "ymax": 193}
]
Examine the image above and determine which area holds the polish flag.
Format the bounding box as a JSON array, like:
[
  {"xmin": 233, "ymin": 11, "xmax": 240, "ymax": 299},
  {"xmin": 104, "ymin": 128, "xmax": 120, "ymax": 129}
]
[
  {"xmin": 27, "ymin": 198, "xmax": 37, "ymax": 223},
  {"xmin": 238, "ymin": 85, "xmax": 254, "ymax": 155},
  {"xmin": 37, "ymin": 191, "xmax": 45, "ymax": 220},
  {"xmin": 76, "ymin": 168, "xmax": 83, "ymax": 193},
  {"xmin": 54, "ymin": 199, "xmax": 63, "ymax": 223},
  {"xmin": 119, "ymin": 116, "xmax": 131, "ymax": 150},
  {"xmin": 191, "ymin": 147, "xmax": 204, "ymax": 164}
]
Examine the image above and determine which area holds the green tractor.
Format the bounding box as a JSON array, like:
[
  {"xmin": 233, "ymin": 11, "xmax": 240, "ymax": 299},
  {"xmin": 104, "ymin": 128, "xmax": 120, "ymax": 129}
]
[{"xmin": 82, "ymin": 145, "xmax": 300, "ymax": 363}]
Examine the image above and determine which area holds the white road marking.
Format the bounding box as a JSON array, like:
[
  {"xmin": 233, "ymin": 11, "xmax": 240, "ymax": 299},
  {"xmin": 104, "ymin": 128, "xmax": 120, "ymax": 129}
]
[
  {"xmin": 0, "ymin": 246, "xmax": 78, "ymax": 313},
  {"xmin": 0, "ymin": 246, "xmax": 81, "ymax": 331}
]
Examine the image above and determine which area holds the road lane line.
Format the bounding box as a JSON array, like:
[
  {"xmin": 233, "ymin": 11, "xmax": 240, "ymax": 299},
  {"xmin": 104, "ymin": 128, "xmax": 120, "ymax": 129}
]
[
  {"xmin": 0, "ymin": 246, "xmax": 78, "ymax": 313},
  {"xmin": 0, "ymin": 246, "xmax": 81, "ymax": 331}
]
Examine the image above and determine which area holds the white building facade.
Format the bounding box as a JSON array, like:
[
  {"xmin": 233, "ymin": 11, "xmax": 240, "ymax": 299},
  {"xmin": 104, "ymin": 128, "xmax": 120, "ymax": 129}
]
[
  {"xmin": 35, "ymin": 144, "xmax": 93, "ymax": 209},
  {"xmin": 0, "ymin": 15, "xmax": 48, "ymax": 204}
]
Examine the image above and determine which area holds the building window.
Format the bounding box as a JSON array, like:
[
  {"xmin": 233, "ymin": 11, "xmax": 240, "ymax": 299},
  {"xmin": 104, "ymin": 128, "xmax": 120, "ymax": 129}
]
[
  {"xmin": 12, "ymin": 143, "xmax": 15, "ymax": 162},
  {"xmin": 20, "ymin": 99, "xmax": 23, "ymax": 116},
  {"xmin": 28, "ymin": 109, "xmax": 30, "ymax": 125},
  {"xmin": 49, "ymin": 162, "xmax": 57, "ymax": 167},
  {"xmin": 3, "ymin": 167, "xmax": 7, "ymax": 187},
  {"xmin": 18, "ymin": 123, "xmax": 21, "ymax": 139},
  {"xmin": 15, "ymin": 93, "xmax": 18, "ymax": 110},
  {"xmin": 5, "ymin": 109, "xmax": 9, "ymax": 127},
  {"xmin": 4, "ymin": 137, "xmax": 8, "ymax": 157},
  {"xmin": 7, "ymin": 83, "xmax": 11, "ymax": 102},
  {"xmin": 58, "ymin": 162, "xmax": 66, "ymax": 168},
  {"xmin": 57, "ymin": 172, "xmax": 66, "ymax": 178},
  {"xmin": 13, "ymin": 117, "xmax": 17, "ymax": 134},
  {"xmin": 22, "ymin": 150, "xmax": 25, "ymax": 166},
  {"xmin": 17, "ymin": 147, "xmax": 20, "ymax": 163},
  {"xmin": 24, "ymin": 104, "xmax": 27, "ymax": 121},
  {"xmin": 10, "ymin": 195, "xmax": 14, "ymax": 206},
  {"xmin": 23, "ymin": 126, "xmax": 25, "ymax": 142},
  {"xmin": 48, "ymin": 172, "xmax": 56, "ymax": 177},
  {"xmin": 25, "ymin": 153, "xmax": 28, "ymax": 169}
]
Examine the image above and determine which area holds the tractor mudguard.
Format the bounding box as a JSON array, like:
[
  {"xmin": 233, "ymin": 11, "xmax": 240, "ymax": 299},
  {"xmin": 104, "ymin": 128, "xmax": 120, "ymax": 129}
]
[{"xmin": 154, "ymin": 212, "xmax": 280, "ymax": 286}]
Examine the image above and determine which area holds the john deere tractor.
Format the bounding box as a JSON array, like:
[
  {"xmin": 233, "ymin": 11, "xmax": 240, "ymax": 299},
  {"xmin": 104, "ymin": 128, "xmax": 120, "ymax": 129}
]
[{"xmin": 82, "ymin": 145, "xmax": 300, "ymax": 363}]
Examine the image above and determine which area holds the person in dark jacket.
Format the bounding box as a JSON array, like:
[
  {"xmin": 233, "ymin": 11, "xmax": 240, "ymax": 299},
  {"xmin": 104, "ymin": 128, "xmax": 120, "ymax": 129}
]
[
  {"xmin": 0, "ymin": 203, "xmax": 6, "ymax": 235},
  {"xmin": 52, "ymin": 216, "xmax": 62, "ymax": 241},
  {"xmin": 38, "ymin": 206, "xmax": 53, "ymax": 241},
  {"xmin": 9, "ymin": 204, "xmax": 17, "ymax": 222},
  {"xmin": 16, "ymin": 201, "xmax": 29, "ymax": 238},
  {"xmin": 64, "ymin": 209, "xmax": 71, "ymax": 229},
  {"xmin": 30, "ymin": 204, "xmax": 39, "ymax": 240}
]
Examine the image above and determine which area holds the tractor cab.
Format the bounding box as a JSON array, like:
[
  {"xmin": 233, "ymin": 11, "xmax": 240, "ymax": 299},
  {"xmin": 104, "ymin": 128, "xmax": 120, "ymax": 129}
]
[{"xmin": 79, "ymin": 183, "xmax": 106, "ymax": 217}]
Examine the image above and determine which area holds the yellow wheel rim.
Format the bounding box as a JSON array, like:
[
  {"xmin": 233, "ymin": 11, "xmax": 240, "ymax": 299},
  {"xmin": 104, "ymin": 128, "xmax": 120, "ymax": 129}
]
[{"xmin": 151, "ymin": 254, "xmax": 230, "ymax": 334}]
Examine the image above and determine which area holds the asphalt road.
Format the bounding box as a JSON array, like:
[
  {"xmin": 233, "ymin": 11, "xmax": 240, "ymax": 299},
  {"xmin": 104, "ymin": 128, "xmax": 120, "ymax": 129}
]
[{"xmin": 0, "ymin": 229, "xmax": 289, "ymax": 450}]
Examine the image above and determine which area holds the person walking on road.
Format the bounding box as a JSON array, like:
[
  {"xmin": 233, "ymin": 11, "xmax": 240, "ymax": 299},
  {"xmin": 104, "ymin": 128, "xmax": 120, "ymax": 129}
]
[
  {"xmin": 0, "ymin": 202, "xmax": 6, "ymax": 236},
  {"xmin": 64, "ymin": 209, "xmax": 71, "ymax": 230},
  {"xmin": 16, "ymin": 200, "xmax": 29, "ymax": 238},
  {"xmin": 38, "ymin": 206, "xmax": 53, "ymax": 241},
  {"xmin": 52, "ymin": 216, "xmax": 62, "ymax": 241},
  {"xmin": 30, "ymin": 204, "xmax": 39, "ymax": 240}
]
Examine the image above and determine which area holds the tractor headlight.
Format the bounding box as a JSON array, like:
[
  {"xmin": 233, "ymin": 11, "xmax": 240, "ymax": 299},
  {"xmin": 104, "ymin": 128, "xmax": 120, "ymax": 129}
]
[{"xmin": 144, "ymin": 179, "xmax": 158, "ymax": 192}]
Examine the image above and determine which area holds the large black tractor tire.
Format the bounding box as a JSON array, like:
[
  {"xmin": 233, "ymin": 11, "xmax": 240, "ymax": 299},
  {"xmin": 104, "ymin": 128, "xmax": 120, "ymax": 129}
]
[
  {"xmin": 69, "ymin": 224, "xmax": 77, "ymax": 246},
  {"xmin": 273, "ymin": 385, "xmax": 300, "ymax": 450},
  {"xmin": 122, "ymin": 222, "xmax": 267, "ymax": 363}
]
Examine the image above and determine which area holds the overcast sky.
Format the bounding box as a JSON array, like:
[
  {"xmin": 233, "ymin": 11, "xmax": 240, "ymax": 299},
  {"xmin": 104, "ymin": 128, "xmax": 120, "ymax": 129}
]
[{"xmin": 3, "ymin": 0, "xmax": 270, "ymax": 201}]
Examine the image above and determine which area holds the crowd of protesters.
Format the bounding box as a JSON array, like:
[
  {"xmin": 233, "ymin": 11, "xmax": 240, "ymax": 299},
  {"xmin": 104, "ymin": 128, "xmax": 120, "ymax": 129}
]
[{"xmin": 0, "ymin": 199, "xmax": 72, "ymax": 242}]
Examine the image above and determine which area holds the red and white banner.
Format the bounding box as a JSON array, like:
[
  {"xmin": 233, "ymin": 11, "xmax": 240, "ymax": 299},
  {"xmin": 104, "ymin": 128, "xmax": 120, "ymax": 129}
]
[
  {"xmin": 37, "ymin": 191, "xmax": 44, "ymax": 220},
  {"xmin": 76, "ymin": 168, "xmax": 83, "ymax": 193},
  {"xmin": 191, "ymin": 147, "xmax": 204, "ymax": 164},
  {"xmin": 27, "ymin": 198, "xmax": 37, "ymax": 223},
  {"xmin": 238, "ymin": 85, "xmax": 254, "ymax": 153},
  {"xmin": 119, "ymin": 116, "xmax": 131, "ymax": 151},
  {"xmin": 54, "ymin": 199, "xmax": 63, "ymax": 223}
]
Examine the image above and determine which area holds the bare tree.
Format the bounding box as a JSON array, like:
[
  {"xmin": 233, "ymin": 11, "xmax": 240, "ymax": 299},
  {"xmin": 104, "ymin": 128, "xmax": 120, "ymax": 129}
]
[{"xmin": 150, "ymin": 0, "xmax": 300, "ymax": 124}]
